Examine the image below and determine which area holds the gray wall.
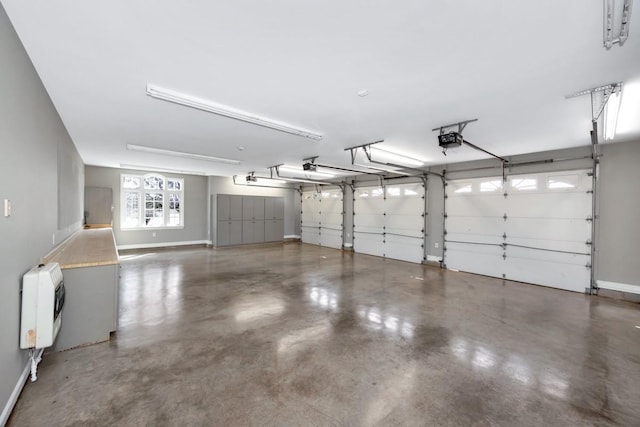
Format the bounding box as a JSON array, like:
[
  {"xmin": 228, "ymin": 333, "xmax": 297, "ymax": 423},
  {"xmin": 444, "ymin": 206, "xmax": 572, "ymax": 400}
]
[
  {"xmin": 209, "ymin": 176, "xmax": 301, "ymax": 244},
  {"xmin": 597, "ymin": 140, "xmax": 640, "ymax": 286},
  {"xmin": 85, "ymin": 166, "xmax": 209, "ymax": 247},
  {"xmin": 0, "ymin": 2, "xmax": 84, "ymax": 418}
]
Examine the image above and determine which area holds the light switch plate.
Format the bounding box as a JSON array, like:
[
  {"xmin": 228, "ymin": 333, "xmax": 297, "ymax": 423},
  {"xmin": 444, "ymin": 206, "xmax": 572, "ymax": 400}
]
[{"xmin": 3, "ymin": 199, "xmax": 10, "ymax": 217}]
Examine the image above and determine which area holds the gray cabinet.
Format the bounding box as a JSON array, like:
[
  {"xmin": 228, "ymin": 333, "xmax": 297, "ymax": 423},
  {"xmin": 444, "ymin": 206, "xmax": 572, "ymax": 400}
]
[
  {"xmin": 265, "ymin": 197, "xmax": 285, "ymax": 242},
  {"xmin": 217, "ymin": 220, "xmax": 243, "ymax": 246},
  {"xmin": 218, "ymin": 194, "xmax": 243, "ymax": 221},
  {"xmin": 265, "ymin": 197, "xmax": 284, "ymax": 220},
  {"xmin": 265, "ymin": 219, "xmax": 284, "ymax": 242},
  {"xmin": 242, "ymin": 219, "xmax": 265, "ymax": 244},
  {"xmin": 242, "ymin": 196, "xmax": 265, "ymax": 220},
  {"xmin": 217, "ymin": 195, "xmax": 243, "ymax": 246},
  {"xmin": 216, "ymin": 195, "xmax": 284, "ymax": 246}
]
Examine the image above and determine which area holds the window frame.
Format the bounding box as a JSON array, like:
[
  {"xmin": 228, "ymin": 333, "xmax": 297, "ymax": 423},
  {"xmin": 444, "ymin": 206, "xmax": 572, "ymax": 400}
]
[{"xmin": 120, "ymin": 173, "xmax": 184, "ymax": 230}]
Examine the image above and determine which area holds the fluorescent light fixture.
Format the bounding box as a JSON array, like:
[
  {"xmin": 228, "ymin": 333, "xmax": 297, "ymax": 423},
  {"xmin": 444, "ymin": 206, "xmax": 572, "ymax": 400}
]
[
  {"xmin": 119, "ymin": 164, "xmax": 206, "ymax": 176},
  {"xmin": 126, "ymin": 144, "xmax": 240, "ymax": 165},
  {"xmin": 603, "ymin": 88, "xmax": 622, "ymax": 141},
  {"xmin": 146, "ymin": 84, "xmax": 323, "ymax": 141},
  {"xmin": 616, "ymin": 82, "xmax": 639, "ymax": 135},
  {"xmin": 604, "ymin": 0, "xmax": 633, "ymax": 49},
  {"xmin": 278, "ymin": 165, "xmax": 335, "ymax": 178},
  {"xmin": 370, "ymin": 147, "xmax": 424, "ymax": 167}
]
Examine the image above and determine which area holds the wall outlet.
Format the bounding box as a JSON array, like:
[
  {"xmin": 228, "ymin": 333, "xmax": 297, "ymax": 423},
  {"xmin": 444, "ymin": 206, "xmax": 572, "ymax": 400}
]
[
  {"xmin": 152, "ymin": 232, "xmax": 156, "ymax": 237},
  {"xmin": 3, "ymin": 199, "xmax": 10, "ymax": 217},
  {"xmin": 434, "ymin": 242, "xmax": 439, "ymax": 248},
  {"xmin": 52, "ymin": 233, "xmax": 55, "ymax": 245}
]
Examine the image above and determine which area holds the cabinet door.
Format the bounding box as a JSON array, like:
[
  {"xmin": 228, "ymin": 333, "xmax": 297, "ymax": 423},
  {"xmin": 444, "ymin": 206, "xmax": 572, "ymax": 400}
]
[
  {"xmin": 242, "ymin": 220, "xmax": 254, "ymax": 244},
  {"xmin": 218, "ymin": 219, "xmax": 242, "ymax": 246},
  {"xmin": 254, "ymin": 220, "xmax": 265, "ymax": 242},
  {"xmin": 265, "ymin": 219, "xmax": 284, "ymax": 242},
  {"xmin": 242, "ymin": 196, "xmax": 254, "ymax": 220},
  {"xmin": 253, "ymin": 197, "xmax": 265, "ymax": 220},
  {"xmin": 217, "ymin": 195, "xmax": 230, "ymax": 220},
  {"xmin": 265, "ymin": 197, "xmax": 284, "ymax": 220},
  {"xmin": 217, "ymin": 220, "xmax": 230, "ymax": 246},
  {"xmin": 229, "ymin": 195, "xmax": 243, "ymax": 220},
  {"xmin": 229, "ymin": 220, "xmax": 243, "ymax": 245}
]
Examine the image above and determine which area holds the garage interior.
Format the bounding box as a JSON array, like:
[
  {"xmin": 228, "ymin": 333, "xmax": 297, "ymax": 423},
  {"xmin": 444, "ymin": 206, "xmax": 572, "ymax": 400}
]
[{"xmin": 1, "ymin": 1, "xmax": 639, "ymax": 426}]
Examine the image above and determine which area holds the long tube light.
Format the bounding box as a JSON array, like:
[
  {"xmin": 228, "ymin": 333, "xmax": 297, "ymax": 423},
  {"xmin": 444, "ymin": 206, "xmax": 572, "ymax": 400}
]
[
  {"xmin": 604, "ymin": 0, "xmax": 633, "ymax": 49},
  {"xmin": 603, "ymin": 88, "xmax": 622, "ymax": 140},
  {"xmin": 369, "ymin": 147, "xmax": 425, "ymax": 167},
  {"xmin": 119, "ymin": 164, "xmax": 206, "ymax": 176},
  {"xmin": 146, "ymin": 84, "xmax": 323, "ymax": 141},
  {"xmin": 126, "ymin": 144, "xmax": 240, "ymax": 165}
]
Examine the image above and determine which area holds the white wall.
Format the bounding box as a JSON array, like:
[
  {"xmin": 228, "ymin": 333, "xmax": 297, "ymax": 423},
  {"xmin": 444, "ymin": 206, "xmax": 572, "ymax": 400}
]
[
  {"xmin": 85, "ymin": 166, "xmax": 209, "ymax": 248},
  {"xmin": 0, "ymin": 3, "xmax": 84, "ymax": 421},
  {"xmin": 597, "ymin": 140, "xmax": 640, "ymax": 287}
]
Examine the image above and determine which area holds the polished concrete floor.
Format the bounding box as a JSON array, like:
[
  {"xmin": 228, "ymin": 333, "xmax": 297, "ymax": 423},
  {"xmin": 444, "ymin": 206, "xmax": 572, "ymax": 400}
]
[{"xmin": 9, "ymin": 243, "xmax": 640, "ymax": 426}]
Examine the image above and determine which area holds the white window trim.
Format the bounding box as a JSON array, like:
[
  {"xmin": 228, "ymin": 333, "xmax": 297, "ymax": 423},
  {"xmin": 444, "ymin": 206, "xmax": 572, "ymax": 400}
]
[{"xmin": 120, "ymin": 173, "xmax": 184, "ymax": 230}]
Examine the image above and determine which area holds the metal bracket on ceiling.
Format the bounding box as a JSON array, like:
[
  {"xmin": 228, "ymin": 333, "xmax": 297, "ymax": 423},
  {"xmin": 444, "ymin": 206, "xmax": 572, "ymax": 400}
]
[
  {"xmin": 344, "ymin": 140, "xmax": 444, "ymax": 178},
  {"xmin": 431, "ymin": 118, "xmax": 479, "ymax": 136},
  {"xmin": 566, "ymin": 82, "xmax": 622, "ymax": 123}
]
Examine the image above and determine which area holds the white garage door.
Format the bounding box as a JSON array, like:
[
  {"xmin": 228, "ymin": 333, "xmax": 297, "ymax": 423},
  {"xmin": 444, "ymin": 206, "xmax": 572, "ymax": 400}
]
[
  {"xmin": 301, "ymin": 189, "xmax": 343, "ymax": 249},
  {"xmin": 354, "ymin": 182, "xmax": 425, "ymax": 263},
  {"xmin": 301, "ymin": 191, "xmax": 321, "ymax": 245},
  {"xmin": 445, "ymin": 170, "xmax": 592, "ymax": 293}
]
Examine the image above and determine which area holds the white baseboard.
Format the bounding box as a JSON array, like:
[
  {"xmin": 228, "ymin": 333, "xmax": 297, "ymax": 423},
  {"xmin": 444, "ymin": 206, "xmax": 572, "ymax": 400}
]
[
  {"xmin": 117, "ymin": 240, "xmax": 211, "ymax": 251},
  {"xmin": 596, "ymin": 280, "xmax": 640, "ymax": 294},
  {"xmin": 1, "ymin": 358, "xmax": 30, "ymax": 426},
  {"xmin": 344, "ymin": 243, "xmax": 353, "ymax": 248},
  {"xmin": 284, "ymin": 235, "xmax": 301, "ymax": 239},
  {"xmin": 426, "ymin": 255, "xmax": 442, "ymax": 263}
]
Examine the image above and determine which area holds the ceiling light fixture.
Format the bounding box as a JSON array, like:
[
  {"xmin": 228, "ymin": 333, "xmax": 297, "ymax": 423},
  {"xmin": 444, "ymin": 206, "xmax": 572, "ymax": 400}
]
[
  {"xmin": 604, "ymin": 0, "xmax": 633, "ymax": 49},
  {"xmin": 566, "ymin": 82, "xmax": 623, "ymax": 143},
  {"xmin": 146, "ymin": 84, "xmax": 323, "ymax": 141},
  {"xmin": 369, "ymin": 146, "xmax": 425, "ymax": 167},
  {"xmin": 119, "ymin": 164, "xmax": 206, "ymax": 176},
  {"xmin": 126, "ymin": 144, "xmax": 240, "ymax": 165},
  {"xmin": 603, "ymin": 88, "xmax": 622, "ymax": 140}
]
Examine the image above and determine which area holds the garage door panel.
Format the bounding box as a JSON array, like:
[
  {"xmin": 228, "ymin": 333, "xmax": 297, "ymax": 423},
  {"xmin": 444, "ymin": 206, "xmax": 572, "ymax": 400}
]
[
  {"xmin": 320, "ymin": 229, "xmax": 343, "ymax": 249},
  {"xmin": 447, "ymin": 195, "xmax": 506, "ymax": 217},
  {"xmin": 507, "ymin": 193, "xmax": 590, "ymax": 218},
  {"xmin": 353, "ymin": 183, "xmax": 426, "ymax": 263},
  {"xmin": 447, "ymin": 217, "xmax": 505, "ymax": 237},
  {"xmin": 354, "ymin": 214, "xmax": 383, "ymax": 229},
  {"xmin": 506, "ymin": 218, "xmax": 591, "ymax": 242},
  {"xmin": 446, "ymin": 232, "xmax": 503, "ymax": 245},
  {"xmin": 354, "ymin": 233, "xmax": 385, "ymax": 257},
  {"xmin": 445, "ymin": 242, "xmax": 504, "ymax": 277},
  {"xmin": 302, "ymin": 228, "xmax": 321, "ymax": 245},
  {"xmin": 504, "ymin": 251, "xmax": 590, "ymax": 293},
  {"xmin": 384, "ymin": 235, "xmax": 424, "ymax": 263},
  {"xmin": 386, "ymin": 215, "xmax": 423, "ymax": 232},
  {"xmin": 507, "ymin": 238, "xmax": 590, "ymax": 255},
  {"xmin": 322, "ymin": 212, "xmax": 343, "ymax": 227},
  {"xmin": 445, "ymin": 170, "xmax": 592, "ymax": 293},
  {"xmin": 386, "ymin": 197, "xmax": 424, "ymax": 215}
]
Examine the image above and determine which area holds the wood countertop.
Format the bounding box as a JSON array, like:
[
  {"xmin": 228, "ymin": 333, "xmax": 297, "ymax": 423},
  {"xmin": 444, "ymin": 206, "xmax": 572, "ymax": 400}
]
[{"xmin": 43, "ymin": 228, "xmax": 119, "ymax": 269}]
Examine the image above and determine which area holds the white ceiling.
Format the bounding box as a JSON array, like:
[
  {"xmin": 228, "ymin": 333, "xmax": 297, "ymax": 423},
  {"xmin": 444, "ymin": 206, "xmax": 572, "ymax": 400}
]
[{"xmin": 3, "ymin": 1, "xmax": 640, "ymax": 177}]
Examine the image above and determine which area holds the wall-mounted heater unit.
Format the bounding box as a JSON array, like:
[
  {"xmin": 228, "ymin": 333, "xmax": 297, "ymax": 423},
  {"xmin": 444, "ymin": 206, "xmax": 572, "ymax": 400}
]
[{"xmin": 20, "ymin": 262, "xmax": 65, "ymax": 381}]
